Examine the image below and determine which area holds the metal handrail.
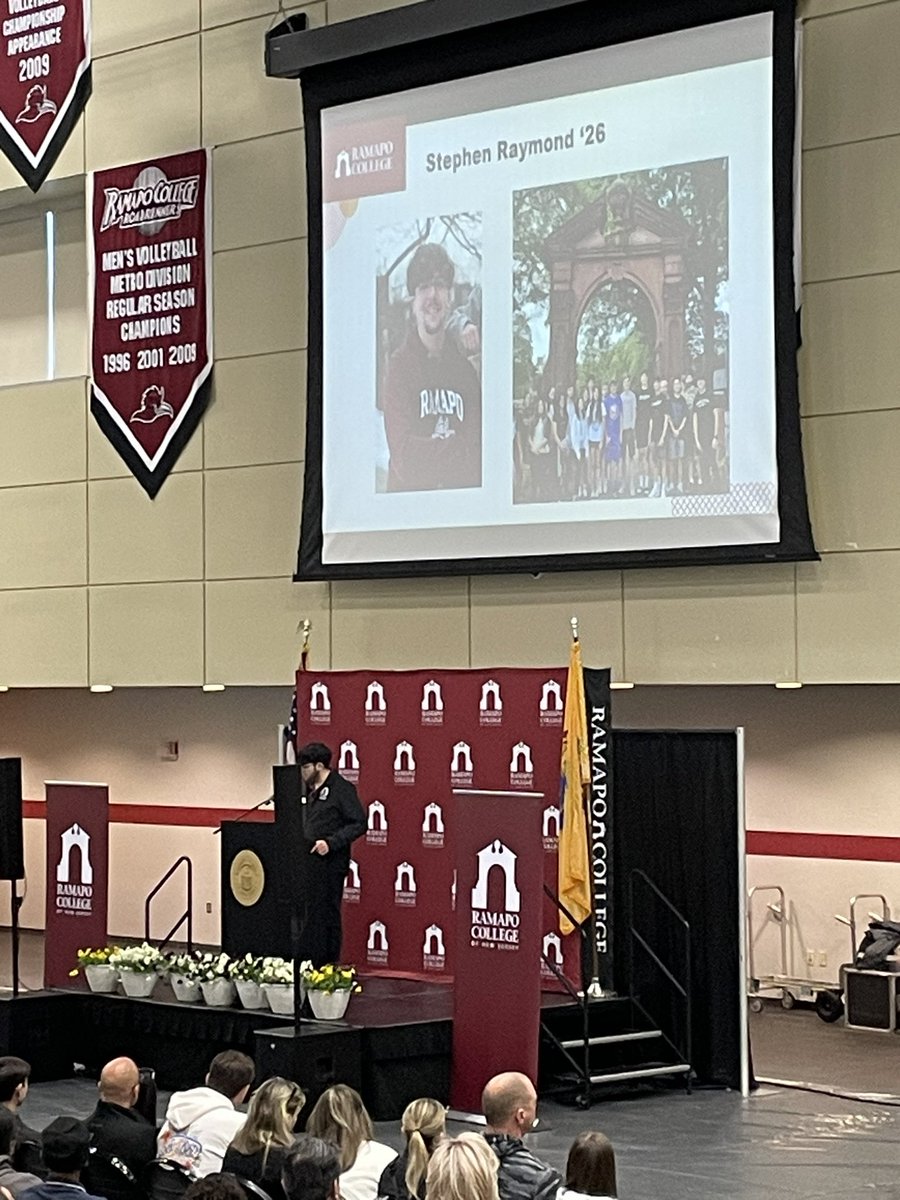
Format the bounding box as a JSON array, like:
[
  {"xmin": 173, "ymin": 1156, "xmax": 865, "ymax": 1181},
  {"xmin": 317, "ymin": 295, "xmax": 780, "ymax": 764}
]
[
  {"xmin": 628, "ymin": 868, "xmax": 692, "ymax": 1080},
  {"xmin": 144, "ymin": 856, "xmax": 193, "ymax": 953},
  {"xmin": 542, "ymin": 883, "xmax": 593, "ymax": 1106}
]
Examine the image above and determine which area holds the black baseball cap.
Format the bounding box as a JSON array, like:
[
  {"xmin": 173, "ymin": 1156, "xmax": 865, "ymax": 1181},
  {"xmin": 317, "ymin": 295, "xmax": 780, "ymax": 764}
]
[{"xmin": 42, "ymin": 1116, "xmax": 91, "ymax": 1172}]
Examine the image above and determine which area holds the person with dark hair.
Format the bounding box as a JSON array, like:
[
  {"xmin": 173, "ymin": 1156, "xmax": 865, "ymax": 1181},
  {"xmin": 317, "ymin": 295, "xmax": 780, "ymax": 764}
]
[
  {"xmin": 18, "ymin": 1118, "xmax": 103, "ymax": 1200},
  {"xmin": 559, "ymin": 1132, "xmax": 617, "ymax": 1200},
  {"xmin": 0, "ymin": 1058, "xmax": 41, "ymax": 1177},
  {"xmin": 382, "ymin": 240, "xmax": 482, "ymax": 492},
  {"xmin": 481, "ymin": 1074, "xmax": 559, "ymax": 1200},
  {"xmin": 86, "ymin": 1057, "xmax": 158, "ymax": 1200},
  {"xmin": 298, "ymin": 742, "xmax": 366, "ymax": 967},
  {"xmin": 158, "ymin": 1052, "xmax": 254, "ymax": 1178},
  {"xmin": 281, "ymin": 1136, "xmax": 341, "ymax": 1200},
  {"xmin": 183, "ymin": 1173, "xmax": 247, "ymax": 1200},
  {"xmin": 0, "ymin": 1109, "xmax": 41, "ymax": 1197}
]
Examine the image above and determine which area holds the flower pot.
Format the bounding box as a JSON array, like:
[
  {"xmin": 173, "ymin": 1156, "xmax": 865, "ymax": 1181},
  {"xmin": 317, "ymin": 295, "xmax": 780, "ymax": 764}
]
[
  {"xmin": 263, "ymin": 983, "xmax": 296, "ymax": 1015},
  {"xmin": 119, "ymin": 970, "xmax": 158, "ymax": 999},
  {"xmin": 170, "ymin": 973, "xmax": 202, "ymax": 1003},
  {"xmin": 200, "ymin": 978, "xmax": 236, "ymax": 1008},
  {"xmin": 308, "ymin": 990, "xmax": 351, "ymax": 1021},
  {"xmin": 235, "ymin": 980, "xmax": 268, "ymax": 1010},
  {"xmin": 84, "ymin": 964, "xmax": 118, "ymax": 994}
]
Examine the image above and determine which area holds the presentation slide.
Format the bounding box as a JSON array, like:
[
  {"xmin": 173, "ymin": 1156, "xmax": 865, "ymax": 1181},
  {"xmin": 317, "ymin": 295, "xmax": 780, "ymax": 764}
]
[{"xmin": 318, "ymin": 14, "xmax": 776, "ymax": 569}]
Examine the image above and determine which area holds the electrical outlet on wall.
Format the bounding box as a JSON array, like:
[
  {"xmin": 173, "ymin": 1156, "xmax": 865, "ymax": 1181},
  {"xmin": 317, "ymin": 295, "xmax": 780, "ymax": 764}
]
[
  {"xmin": 806, "ymin": 948, "xmax": 815, "ymax": 966},
  {"xmin": 819, "ymin": 950, "xmax": 827, "ymax": 967},
  {"xmin": 205, "ymin": 902, "xmax": 212, "ymax": 913}
]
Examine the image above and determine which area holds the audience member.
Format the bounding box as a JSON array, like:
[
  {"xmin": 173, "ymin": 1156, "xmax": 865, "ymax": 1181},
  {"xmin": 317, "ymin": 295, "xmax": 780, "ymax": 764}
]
[
  {"xmin": 558, "ymin": 1133, "xmax": 616, "ymax": 1200},
  {"xmin": 18, "ymin": 1118, "xmax": 103, "ymax": 1200},
  {"xmin": 0, "ymin": 1058, "xmax": 41, "ymax": 1177},
  {"xmin": 281, "ymin": 1137, "xmax": 340, "ymax": 1200},
  {"xmin": 481, "ymin": 1073, "xmax": 560, "ymax": 1200},
  {"xmin": 305, "ymin": 1085, "xmax": 395, "ymax": 1200},
  {"xmin": 183, "ymin": 1173, "xmax": 247, "ymax": 1200},
  {"xmin": 426, "ymin": 1134, "xmax": 499, "ymax": 1200},
  {"xmin": 223, "ymin": 1077, "xmax": 305, "ymax": 1200},
  {"xmin": 158, "ymin": 1051, "xmax": 254, "ymax": 1178},
  {"xmin": 378, "ymin": 1097, "xmax": 445, "ymax": 1200},
  {"xmin": 0, "ymin": 1109, "xmax": 41, "ymax": 1198},
  {"xmin": 86, "ymin": 1056, "xmax": 158, "ymax": 1197}
]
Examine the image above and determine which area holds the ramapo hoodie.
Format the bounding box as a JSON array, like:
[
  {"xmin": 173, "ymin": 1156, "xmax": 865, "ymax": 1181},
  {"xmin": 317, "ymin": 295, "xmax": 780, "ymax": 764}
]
[{"xmin": 157, "ymin": 1087, "xmax": 245, "ymax": 1178}]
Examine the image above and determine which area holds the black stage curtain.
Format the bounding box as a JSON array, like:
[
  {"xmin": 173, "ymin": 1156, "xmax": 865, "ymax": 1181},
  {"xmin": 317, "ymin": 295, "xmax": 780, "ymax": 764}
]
[{"xmin": 613, "ymin": 730, "xmax": 744, "ymax": 1089}]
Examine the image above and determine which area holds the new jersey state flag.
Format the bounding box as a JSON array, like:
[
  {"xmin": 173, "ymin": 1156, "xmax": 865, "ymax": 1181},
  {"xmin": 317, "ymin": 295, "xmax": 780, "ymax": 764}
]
[{"xmin": 558, "ymin": 637, "xmax": 591, "ymax": 934}]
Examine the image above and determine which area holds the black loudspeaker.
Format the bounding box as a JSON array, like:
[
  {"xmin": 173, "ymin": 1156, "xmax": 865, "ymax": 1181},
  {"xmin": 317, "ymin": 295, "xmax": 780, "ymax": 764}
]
[{"xmin": 0, "ymin": 759, "xmax": 24, "ymax": 881}]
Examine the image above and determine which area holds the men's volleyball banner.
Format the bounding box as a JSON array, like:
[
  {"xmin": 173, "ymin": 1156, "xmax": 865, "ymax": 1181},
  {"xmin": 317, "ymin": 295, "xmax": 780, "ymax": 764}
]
[
  {"xmin": 0, "ymin": 0, "xmax": 90, "ymax": 190},
  {"xmin": 89, "ymin": 148, "xmax": 212, "ymax": 498}
]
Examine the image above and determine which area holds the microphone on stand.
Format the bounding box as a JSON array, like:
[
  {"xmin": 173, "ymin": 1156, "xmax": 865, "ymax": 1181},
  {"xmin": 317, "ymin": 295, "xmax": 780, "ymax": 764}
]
[{"xmin": 212, "ymin": 795, "xmax": 273, "ymax": 834}]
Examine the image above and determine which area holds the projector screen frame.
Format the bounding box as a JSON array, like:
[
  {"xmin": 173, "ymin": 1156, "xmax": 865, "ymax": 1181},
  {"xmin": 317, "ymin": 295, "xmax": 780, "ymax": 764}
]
[{"xmin": 292, "ymin": 0, "xmax": 817, "ymax": 581}]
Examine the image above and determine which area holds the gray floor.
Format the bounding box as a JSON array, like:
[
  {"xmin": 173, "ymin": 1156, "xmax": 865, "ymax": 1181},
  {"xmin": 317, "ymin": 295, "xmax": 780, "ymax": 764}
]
[{"xmin": 22, "ymin": 1077, "xmax": 900, "ymax": 1200}]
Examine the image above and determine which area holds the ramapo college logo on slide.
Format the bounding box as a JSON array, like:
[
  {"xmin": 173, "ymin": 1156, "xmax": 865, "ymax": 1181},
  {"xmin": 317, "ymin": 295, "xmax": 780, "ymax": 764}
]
[
  {"xmin": 322, "ymin": 117, "xmax": 407, "ymax": 205},
  {"xmin": 56, "ymin": 822, "xmax": 94, "ymax": 914}
]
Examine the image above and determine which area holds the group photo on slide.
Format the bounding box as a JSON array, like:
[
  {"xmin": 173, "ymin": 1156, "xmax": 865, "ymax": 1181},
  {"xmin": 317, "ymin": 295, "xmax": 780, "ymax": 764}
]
[
  {"xmin": 512, "ymin": 159, "xmax": 730, "ymax": 506},
  {"xmin": 374, "ymin": 213, "xmax": 483, "ymax": 494}
]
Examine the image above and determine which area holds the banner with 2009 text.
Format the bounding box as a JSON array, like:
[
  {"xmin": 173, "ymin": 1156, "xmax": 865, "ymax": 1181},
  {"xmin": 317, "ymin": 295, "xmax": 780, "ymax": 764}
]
[
  {"xmin": 0, "ymin": 0, "xmax": 90, "ymax": 190},
  {"xmin": 89, "ymin": 148, "xmax": 212, "ymax": 498}
]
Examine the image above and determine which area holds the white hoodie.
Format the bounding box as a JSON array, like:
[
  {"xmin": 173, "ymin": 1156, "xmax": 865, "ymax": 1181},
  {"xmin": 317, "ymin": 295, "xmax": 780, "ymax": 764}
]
[{"xmin": 157, "ymin": 1086, "xmax": 246, "ymax": 1178}]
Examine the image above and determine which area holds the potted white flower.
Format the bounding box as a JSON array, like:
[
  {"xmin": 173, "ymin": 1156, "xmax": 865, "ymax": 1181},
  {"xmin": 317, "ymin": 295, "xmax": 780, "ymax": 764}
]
[
  {"xmin": 227, "ymin": 954, "xmax": 269, "ymax": 1010},
  {"xmin": 259, "ymin": 957, "xmax": 310, "ymax": 1015},
  {"xmin": 109, "ymin": 943, "xmax": 164, "ymax": 998},
  {"xmin": 196, "ymin": 952, "xmax": 236, "ymax": 1007},
  {"xmin": 166, "ymin": 951, "xmax": 203, "ymax": 1003},
  {"xmin": 70, "ymin": 946, "xmax": 119, "ymax": 993},
  {"xmin": 303, "ymin": 963, "xmax": 361, "ymax": 1021}
]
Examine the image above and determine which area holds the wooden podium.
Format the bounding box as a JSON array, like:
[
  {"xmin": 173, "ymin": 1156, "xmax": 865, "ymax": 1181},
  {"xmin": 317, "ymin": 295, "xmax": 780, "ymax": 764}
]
[{"xmin": 450, "ymin": 788, "xmax": 544, "ymax": 1111}]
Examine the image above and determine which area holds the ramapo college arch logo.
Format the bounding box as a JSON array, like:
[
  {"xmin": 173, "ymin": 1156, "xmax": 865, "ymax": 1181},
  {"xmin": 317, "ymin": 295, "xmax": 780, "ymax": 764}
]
[{"xmin": 469, "ymin": 839, "xmax": 521, "ymax": 952}]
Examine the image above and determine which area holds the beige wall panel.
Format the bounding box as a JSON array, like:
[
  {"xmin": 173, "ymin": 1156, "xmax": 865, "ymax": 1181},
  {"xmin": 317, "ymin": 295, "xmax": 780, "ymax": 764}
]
[
  {"xmin": 0, "ymin": 215, "xmax": 47, "ymax": 387},
  {"xmin": 802, "ymin": 137, "xmax": 900, "ymax": 283},
  {"xmin": 202, "ymin": 0, "xmax": 326, "ymax": 27},
  {"xmin": 800, "ymin": 0, "xmax": 887, "ymax": 17},
  {"xmin": 206, "ymin": 577, "xmax": 330, "ymax": 683},
  {"xmin": 55, "ymin": 208, "xmax": 89, "ymax": 379},
  {"xmin": 799, "ymin": 273, "xmax": 900, "ymax": 415},
  {"xmin": 327, "ymin": 0, "xmax": 419, "ymax": 20},
  {"xmin": 0, "ymin": 588, "xmax": 87, "ymax": 687},
  {"xmin": 798, "ymin": 551, "xmax": 900, "ymax": 681},
  {"xmin": 93, "ymin": 0, "xmax": 200, "ymax": 58},
  {"xmin": 803, "ymin": 3, "xmax": 900, "ymax": 149},
  {"xmin": 205, "ymin": 464, "xmax": 301, "ymax": 579},
  {"xmin": 86, "ymin": 37, "xmax": 201, "ymax": 173},
  {"xmin": 470, "ymin": 572, "xmax": 624, "ymax": 676},
  {"xmin": 213, "ymin": 132, "xmax": 306, "ymax": 252},
  {"xmin": 0, "ymin": 483, "xmax": 86, "ymax": 589},
  {"xmin": 214, "ymin": 240, "xmax": 307, "ymax": 358},
  {"xmin": 88, "ymin": 416, "xmax": 202, "ymax": 479},
  {"xmin": 204, "ymin": 351, "xmax": 304, "ymax": 468},
  {"xmin": 0, "ymin": 378, "xmax": 86, "ymax": 486},
  {"xmin": 89, "ymin": 583, "xmax": 204, "ymax": 685},
  {"xmin": 802, "ymin": 411, "xmax": 900, "ymax": 552},
  {"xmin": 202, "ymin": 17, "xmax": 307, "ymax": 145},
  {"xmin": 623, "ymin": 564, "xmax": 796, "ymax": 684},
  {"xmin": 89, "ymin": 473, "xmax": 204, "ymax": 584},
  {"xmin": 331, "ymin": 577, "xmax": 469, "ymax": 669}
]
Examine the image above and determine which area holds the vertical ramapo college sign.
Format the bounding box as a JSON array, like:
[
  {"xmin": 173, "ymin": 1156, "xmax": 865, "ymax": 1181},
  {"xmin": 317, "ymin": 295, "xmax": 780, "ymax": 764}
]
[
  {"xmin": 88, "ymin": 149, "xmax": 213, "ymax": 497},
  {"xmin": 0, "ymin": 0, "xmax": 91, "ymax": 191}
]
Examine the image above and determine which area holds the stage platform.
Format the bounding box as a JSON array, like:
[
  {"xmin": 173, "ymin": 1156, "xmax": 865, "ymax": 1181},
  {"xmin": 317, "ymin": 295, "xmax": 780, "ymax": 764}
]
[{"xmin": 0, "ymin": 976, "xmax": 573, "ymax": 1121}]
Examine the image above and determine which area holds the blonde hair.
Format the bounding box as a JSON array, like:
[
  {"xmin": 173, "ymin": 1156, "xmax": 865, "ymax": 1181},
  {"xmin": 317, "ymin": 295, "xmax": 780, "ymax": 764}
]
[
  {"xmin": 305, "ymin": 1084, "xmax": 374, "ymax": 1172},
  {"xmin": 401, "ymin": 1098, "xmax": 445, "ymax": 1199},
  {"xmin": 426, "ymin": 1134, "xmax": 499, "ymax": 1200},
  {"xmin": 230, "ymin": 1077, "xmax": 306, "ymax": 1164}
]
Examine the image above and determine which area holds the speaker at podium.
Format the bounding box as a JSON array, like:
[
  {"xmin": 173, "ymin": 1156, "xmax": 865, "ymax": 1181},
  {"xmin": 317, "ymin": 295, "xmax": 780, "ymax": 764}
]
[{"xmin": 220, "ymin": 766, "xmax": 310, "ymax": 960}]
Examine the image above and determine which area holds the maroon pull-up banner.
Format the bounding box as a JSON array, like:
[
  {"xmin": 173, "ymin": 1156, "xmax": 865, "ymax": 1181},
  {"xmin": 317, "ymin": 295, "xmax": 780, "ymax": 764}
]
[
  {"xmin": 88, "ymin": 148, "xmax": 212, "ymax": 498},
  {"xmin": 44, "ymin": 781, "xmax": 109, "ymax": 988},
  {"xmin": 451, "ymin": 789, "xmax": 544, "ymax": 1112},
  {"xmin": 0, "ymin": 0, "xmax": 90, "ymax": 191}
]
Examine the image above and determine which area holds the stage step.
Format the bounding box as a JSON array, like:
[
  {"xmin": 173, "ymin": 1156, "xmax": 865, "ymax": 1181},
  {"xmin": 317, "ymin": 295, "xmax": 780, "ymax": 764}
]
[
  {"xmin": 560, "ymin": 1029, "xmax": 662, "ymax": 1050},
  {"xmin": 588, "ymin": 1063, "xmax": 691, "ymax": 1085}
]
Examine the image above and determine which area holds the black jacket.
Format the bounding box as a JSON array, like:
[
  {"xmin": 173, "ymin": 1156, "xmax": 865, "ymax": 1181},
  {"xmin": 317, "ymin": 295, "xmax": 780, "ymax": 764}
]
[
  {"xmin": 86, "ymin": 1100, "xmax": 157, "ymax": 1200},
  {"xmin": 221, "ymin": 1143, "xmax": 290, "ymax": 1200},
  {"xmin": 483, "ymin": 1135, "xmax": 560, "ymax": 1200},
  {"xmin": 12, "ymin": 1117, "xmax": 42, "ymax": 1179},
  {"xmin": 378, "ymin": 1151, "xmax": 426, "ymax": 1200},
  {"xmin": 303, "ymin": 772, "xmax": 366, "ymax": 868}
]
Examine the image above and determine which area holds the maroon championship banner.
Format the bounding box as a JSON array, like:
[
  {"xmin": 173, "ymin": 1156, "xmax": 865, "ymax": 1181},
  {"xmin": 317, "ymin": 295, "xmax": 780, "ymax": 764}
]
[
  {"xmin": 451, "ymin": 789, "xmax": 544, "ymax": 1111},
  {"xmin": 0, "ymin": 0, "xmax": 90, "ymax": 191},
  {"xmin": 295, "ymin": 668, "xmax": 580, "ymax": 989},
  {"xmin": 44, "ymin": 781, "xmax": 109, "ymax": 988},
  {"xmin": 89, "ymin": 149, "xmax": 212, "ymax": 498}
]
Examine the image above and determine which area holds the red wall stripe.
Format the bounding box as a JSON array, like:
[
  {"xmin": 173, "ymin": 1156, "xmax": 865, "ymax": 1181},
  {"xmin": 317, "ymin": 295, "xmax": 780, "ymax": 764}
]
[{"xmin": 18, "ymin": 803, "xmax": 900, "ymax": 863}]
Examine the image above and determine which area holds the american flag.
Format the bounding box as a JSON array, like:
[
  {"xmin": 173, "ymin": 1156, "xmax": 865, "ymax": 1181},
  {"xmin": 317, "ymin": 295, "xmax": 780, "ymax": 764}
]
[{"xmin": 283, "ymin": 621, "xmax": 310, "ymax": 762}]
